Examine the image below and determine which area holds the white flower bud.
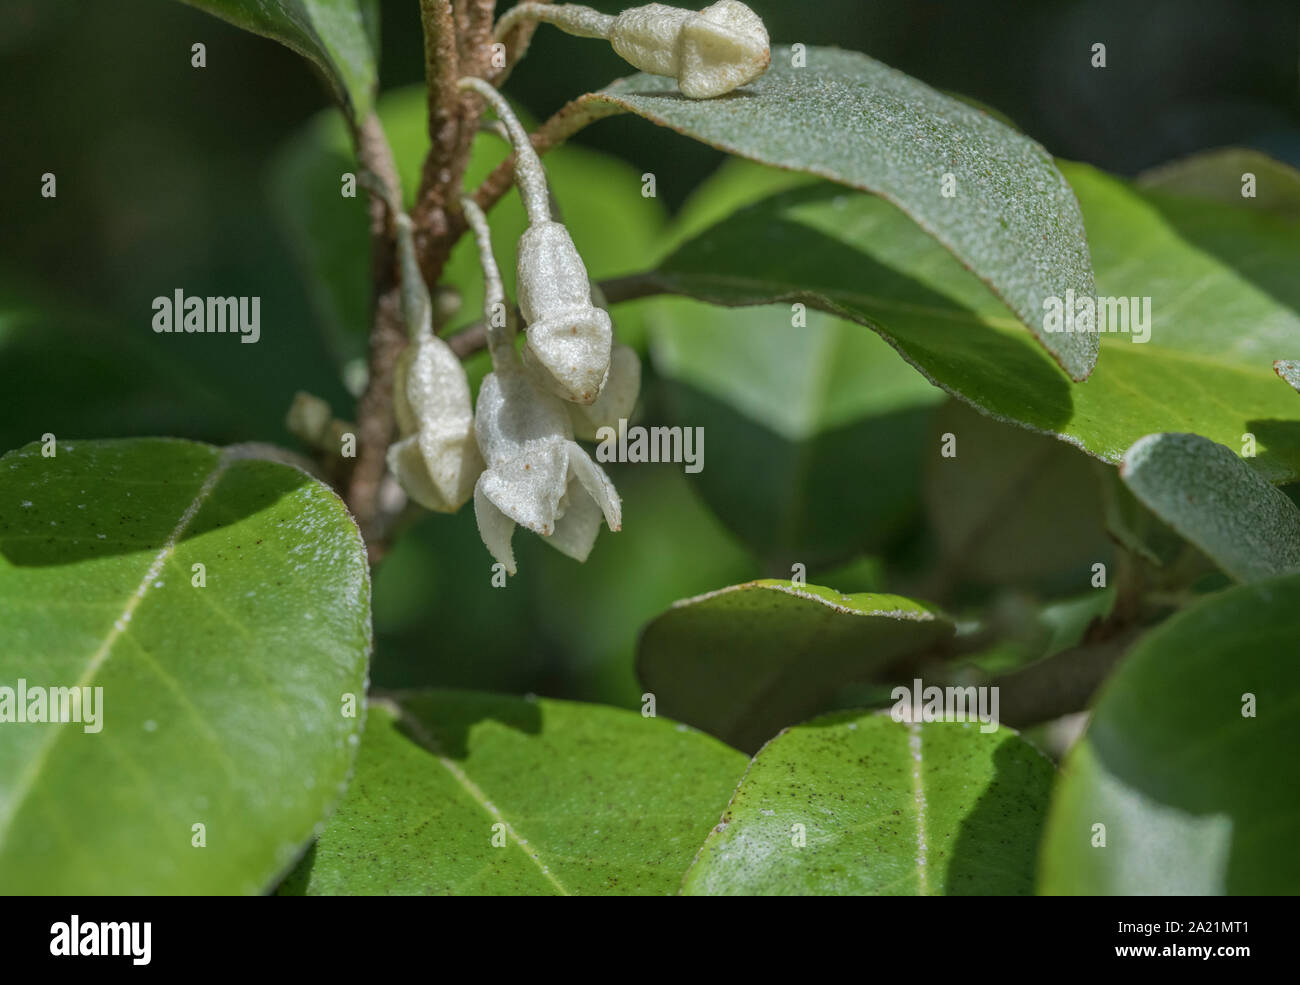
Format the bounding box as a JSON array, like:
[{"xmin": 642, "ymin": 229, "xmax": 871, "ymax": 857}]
[
  {"xmin": 386, "ymin": 331, "xmax": 483, "ymax": 513},
  {"xmin": 516, "ymin": 220, "xmax": 613, "ymax": 406},
  {"xmin": 473, "ymin": 367, "xmax": 621, "ymax": 575},
  {"xmin": 496, "ymin": 2, "xmax": 770, "ymax": 99},
  {"xmin": 568, "ymin": 343, "xmax": 641, "ymax": 440},
  {"xmin": 611, "ymin": 2, "xmax": 771, "ymax": 98}
]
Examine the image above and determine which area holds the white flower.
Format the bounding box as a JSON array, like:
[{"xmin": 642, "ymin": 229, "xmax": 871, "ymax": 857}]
[
  {"xmin": 516, "ymin": 220, "xmax": 613, "ymax": 405},
  {"xmin": 386, "ymin": 331, "xmax": 484, "ymax": 513},
  {"xmin": 473, "ymin": 366, "xmax": 621, "ymax": 575}
]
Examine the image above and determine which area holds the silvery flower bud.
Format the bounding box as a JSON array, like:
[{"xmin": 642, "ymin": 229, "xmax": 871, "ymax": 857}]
[
  {"xmin": 496, "ymin": 2, "xmax": 770, "ymax": 99},
  {"xmin": 516, "ymin": 220, "xmax": 613, "ymax": 406},
  {"xmin": 611, "ymin": 1, "xmax": 770, "ymax": 99},
  {"xmin": 473, "ymin": 367, "xmax": 621, "ymax": 575},
  {"xmin": 386, "ymin": 331, "xmax": 484, "ymax": 513}
]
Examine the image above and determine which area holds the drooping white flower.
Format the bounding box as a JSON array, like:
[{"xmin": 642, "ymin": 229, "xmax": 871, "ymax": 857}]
[
  {"xmin": 495, "ymin": 2, "xmax": 771, "ymax": 99},
  {"xmin": 459, "ymin": 192, "xmax": 622, "ymax": 574},
  {"xmin": 385, "ymin": 210, "xmax": 483, "ymax": 513},
  {"xmin": 386, "ymin": 331, "xmax": 484, "ymax": 513},
  {"xmin": 473, "ymin": 367, "xmax": 622, "ymax": 575},
  {"xmin": 458, "ymin": 76, "xmax": 614, "ymax": 407}
]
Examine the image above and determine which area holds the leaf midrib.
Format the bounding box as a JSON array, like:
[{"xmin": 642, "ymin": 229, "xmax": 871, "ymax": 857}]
[{"xmin": 384, "ymin": 698, "xmax": 572, "ymax": 897}]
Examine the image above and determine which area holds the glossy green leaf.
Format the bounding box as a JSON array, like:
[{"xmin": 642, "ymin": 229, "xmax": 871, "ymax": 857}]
[
  {"xmin": 0, "ymin": 439, "xmax": 371, "ymax": 894},
  {"xmin": 637, "ymin": 580, "xmax": 953, "ymax": 752},
  {"xmin": 282, "ymin": 690, "xmax": 746, "ymax": 895},
  {"xmin": 681, "ymin": 712, "xmax": 1054, "ymax": 895},
  {"xmin": 271, "ymin": 85, "xmax": 666, "ymax": 369},
  {"xmin": 1119, "ymin": 432, "xmax": 1300, "ymax": 582},
  {"xmin": 649, "ymin": 161, "xmax": 1300, "ymax": 482},
  {"xmin": 586, "ymin": 46, "xmax": 1098, "ymax": 379},
  {"xmin": 1039, "ymin": 573, "xmax": 1300, "ymax": 895},
  {"xmin": 924, "ymin": 400, "xmax": 1113, "ymax": 594},
  {"xmin": 178, "ymin": 0, "xmax": 378, "ymax": 123}
]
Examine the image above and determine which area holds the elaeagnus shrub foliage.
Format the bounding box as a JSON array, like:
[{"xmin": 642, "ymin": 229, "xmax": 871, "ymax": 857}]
[{"xmin": 2, "ymin": 0, "xmax": 1298, "ymax": 898}]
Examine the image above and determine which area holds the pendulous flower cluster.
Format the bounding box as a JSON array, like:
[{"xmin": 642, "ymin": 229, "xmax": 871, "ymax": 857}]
[
  {"xmin": 386, "ymin": 70, "xmax": 652, "ymax": 575},
  {"xmin": 385, "ymin": 1, "xmax": 764, "ymax": 572}
]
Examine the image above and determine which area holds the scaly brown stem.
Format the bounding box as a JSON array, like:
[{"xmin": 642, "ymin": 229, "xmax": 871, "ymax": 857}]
[
  {"xmin": 345, "ymin": 114, "xmax": 404, "ymax": 555},
  {"xmin": 412, "ymin": 1, "xmax": 496, "ymax": 288}
]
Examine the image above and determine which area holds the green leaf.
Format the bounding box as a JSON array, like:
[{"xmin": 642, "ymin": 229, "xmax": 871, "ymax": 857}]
[
  {"xmin": 1039, "ymin": 573, "xmax": 1300, "ymax": 895},
  {"xmin": 270, "ymin": 85, "xmax": 667, "ymax": 369},
  {"xmin": 923, "ymin": 400, "xmax": 1113, "ymax": 593},
  {"xmin": 649, "ymin": 161, "xmax": 1300, "ymax": 482},
  {"xmin": 1138, "ymin": 147, "xmax": 1300, "ymax": 219},
  {"xmin": 584, "ymin": 46, "xmax": 1098, "ymax": 379},
  {"xmin": 281, "ymin": 690, "xmax": 747, "ymax": 895},
  {"xmin": 637, "ymin": 580, "xmax": 953, "ymax": 752},
  {"xmin": 0, "ymin": 438, "xmax": 371, "ymax": 894},
  {"xmin": 681, "ymin": 712, "xmax": 1054, "ymax": 895},
  {"xmin": 1119, "ymin": 432, "xmax": 1300, "ymax": 582},
  {"xmin": 179, "ymin": 0, "xmax": 379, "ymax": 123},
  {"xmin": 651, "ymin": 299, "xmax": 944, "ymax": 567}
]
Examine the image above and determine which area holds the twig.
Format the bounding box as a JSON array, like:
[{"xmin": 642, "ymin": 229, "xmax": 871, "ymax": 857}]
[
  {"xmin": 345, "ymin": 114, "xmax": 406, "ymax": 558},
  {"xmin": 597, "ymin": 271, "xmax": 675, "ymax": 305},
  {"xmin": 448, "ymin": 321, "xmax": 490, "ymax": 359},
  {"xmin": 412, "ymin": 0, "xmax": 485, "ymax": 287},
  {"xmin": 468, "ymin": 96, "xmax": 623, "ymax": 220}
]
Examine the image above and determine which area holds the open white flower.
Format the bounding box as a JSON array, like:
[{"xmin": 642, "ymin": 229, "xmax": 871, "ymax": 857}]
[
  {"xmin": 496, "ymin": 2, "xmax": 771, "ymax": 99},
  {"xmin": 473, "ymin": 367, "xmax": 622, "ymax": 575}
]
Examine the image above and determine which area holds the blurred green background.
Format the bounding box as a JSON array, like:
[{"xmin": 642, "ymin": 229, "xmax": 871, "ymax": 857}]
[{"xmin": 2, "ymin": 0, "xmax": 1297, "ymax": 707}]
